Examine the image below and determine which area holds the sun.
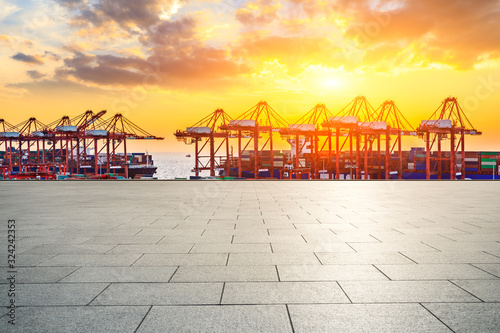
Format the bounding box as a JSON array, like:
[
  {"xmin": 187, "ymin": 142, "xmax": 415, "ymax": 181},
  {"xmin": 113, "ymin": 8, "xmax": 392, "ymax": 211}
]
[{"xmin": 323, "ymin": 77, "xmax": 341, "ymax": 88}]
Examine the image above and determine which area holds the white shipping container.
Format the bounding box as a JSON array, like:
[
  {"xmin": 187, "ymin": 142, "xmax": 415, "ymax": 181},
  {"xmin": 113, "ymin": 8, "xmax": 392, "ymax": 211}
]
[
  {"xmin": 85, "ymin": 130, "xmax": 107, "ymax": 136},
  {"xmin": 420, "ymin": 119, "xmax": 452, "ymax": 128},
  {"xmin": 289, "ymin": 124, "xmax": 316, "ymax": 131},
  {"xmin": 481, "ymin": 161, "xmax": 496, "ymax": 166},
  {"xmin": 186, "ymin": 126, "xmax": 211, "ymax": 134},
  {"xmin": 329, "ymin": 116, "xmax": 357, "ymax": 124},
  {"xmin": 464, "ymin": 158, "xmax": 478, "ymax": 162},
  {"xmin": 0, "ymin": 132, "xmax": 19, "ymax": 138},
  {"xmin": 230, "ymin": 119, "xmax": 256, "ymax": 127},
  {"xmin": 56, "ymin": 125, "xmax": 78, "ymax": 132},
  {"xmin": 32, "ymin": 131, "xmax": 47, "ymax": 137},
  {"xmin": 358, "ymin": 121, "xmax": 387, "ymax": 130}
]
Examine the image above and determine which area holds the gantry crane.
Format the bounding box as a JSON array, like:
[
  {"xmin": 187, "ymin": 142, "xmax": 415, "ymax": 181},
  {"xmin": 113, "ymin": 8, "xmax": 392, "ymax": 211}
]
[
  {"xmin": 323, "ymin": 96, "xmax": 377, "ymax": 179},
  {"xmin": 364, "ymin": 100, "xmax": 417, "ymax": 179},
  {"xmin": 175, "ymin": 109, "xmax": 232, "ymax": 177},
  {"xmin": 102, "ymin": 113, "xmax": 164, "ymax": 176},
  {"xmin": 0, "ymin": 119, "xmax": 19, "ymax": 177},
  {"xmin": 220, "ymin": 101, "xmax": 289, "ymax": 178},
  {"xmin": 280, "ymin": 104, "xmax": 333, "ymax": 179},
  {"xmin": 12, "ymin": 117, "xmax": 53, "ymax": 174},
  {"xmin": 417, "ymin": 97, "xmax": 481, "ymax": 179}
]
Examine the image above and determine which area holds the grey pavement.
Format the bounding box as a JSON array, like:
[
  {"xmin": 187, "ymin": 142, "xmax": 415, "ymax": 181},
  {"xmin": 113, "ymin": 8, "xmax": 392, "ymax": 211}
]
[{"xmin": 0, "ymin": 180, "xmax": 500, "ymax": 332}]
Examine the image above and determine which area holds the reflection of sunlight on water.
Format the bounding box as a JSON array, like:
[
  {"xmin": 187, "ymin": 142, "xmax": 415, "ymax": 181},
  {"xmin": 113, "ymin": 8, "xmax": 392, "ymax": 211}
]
[{"xmin": 152, "ymin": 152, "xmax": 210, "ymax": 179}]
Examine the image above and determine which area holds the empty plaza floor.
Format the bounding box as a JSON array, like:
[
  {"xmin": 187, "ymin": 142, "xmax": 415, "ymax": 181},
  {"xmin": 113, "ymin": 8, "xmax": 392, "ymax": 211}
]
[{"xmin": 1, "ymin": 180, "xmax": 500, "ymax": 332}]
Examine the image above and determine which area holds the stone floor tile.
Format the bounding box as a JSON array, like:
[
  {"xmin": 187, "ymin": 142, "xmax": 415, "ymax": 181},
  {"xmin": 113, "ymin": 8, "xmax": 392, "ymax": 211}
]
[
  {"xmin": 227, "ymin": 253, "xmax": 321, "ymax": 265},
  {"xmin": 8, "ymin": 306, "xmax": 149, "ymax": 333},
  {"xmin": 339, "ymin": 280, "xmax": 481, "ymax": 303},
  {"xmin": 423, "ymin": 303, "xmax": 500, "ymax": 333},
  {"xmin": 36, "ymin": 254, "xmax": 141, "ymax": 266},
  {"xmin": 133, "ymin": 253, "xmax": 228, "ymax": 266},
  {"xmin": 136, "ymin": 305, "xmax": 292, "ymax": 333},
  {"xmin": 288, "ymin": 304, "xmax": 451, "ymax": 333},
  {"xmin": 278, "ymin": 265, "xmax": 388, "ymax": 281},
  {"xmin": 60, "ymin": 266, "xmax": 178, "ymax": 283},
  {"xmin": 375, "ymin": 264, "xmax": 497, "ymax": 280},
  {"xmin": 222, "ymin": 282, "xmax": 350, "ymax": 304},
  {"xmin": 170, "ymin": 266, "xmax": 279, "ymax": 282},
  {"xmin": 91, "ymin": 283, "xmax": 222, "ymax": 305},
  {"xmin": 451, "ymin": 279, "xmax": 500, "ymax": 301}
]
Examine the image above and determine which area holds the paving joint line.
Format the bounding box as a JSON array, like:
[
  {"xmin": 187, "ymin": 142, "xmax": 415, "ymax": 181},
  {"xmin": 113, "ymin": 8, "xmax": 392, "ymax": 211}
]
[
  {"xmin": 345, "ymin": 243, "xmax": 358, "ymax": 253},
  {"xmin": 104, "ymin": 245, "xmax": 119, "ymax": 254},
  {"xmin": 133, "ymin": 305, "xmax": 153, "ymax": 333},
  {"xmin": 130, "ymin": 254, "xmax": 145, "ymax": 266},
  {"xmin": 420, "ymin": 303, "xmax": 456, "ymax": 333},
  {"xmin": 372, "ymin": 264, "xmax": 392, "ymax": 280},
  {"xmin": 313, "ymin": 252, "xmax": 323, "ymax": 265},
  {"xmin": 420, "ymin": 241, "xmax": 442, "ymax": 252},
  {"xmin": 86, "ymin": 283, "xmax": 112, "ymax": 306},
  {"xmin": 437, "ymin": 234, "xmax": 457, "ymax": 242},
  {"xmin": 336, "ymin": 281, "xmax": 353, "ymax": 303},
  {"xmin": 285, "ymin": 304, "xmax": 296, "ymax": 333},
  {"xmin": 167, "ymin": 267, "xmax": 180, "ymax": 282},
  {"xmin": 369, "ymin": 234, "xmax": 382, "ymax": 243},
  {"xmin": 219, "ymin": 282, "xmax": 226, "ymax": 305},
  {"xmin": 448, "ymin": 280, "xmax": 485, "ymax": 302},
  {"xmin": 469, "ymin": 263, "xmax": 500, "ymax": 279},
  {"xmin": 55, "ymin": 266, "xmax": 81, "ymax": 283},
  {"xmin": 483, "ymin": 250, "xmax": 500, "ymax": 259},
  {"xmin": 398, "ymin": 252, "xmax": 419, "ymax": 264}
]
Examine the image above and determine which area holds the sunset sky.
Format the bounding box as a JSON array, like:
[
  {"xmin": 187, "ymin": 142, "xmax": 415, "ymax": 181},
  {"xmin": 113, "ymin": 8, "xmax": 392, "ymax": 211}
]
[{"xmin": 1, "ymin": 0, "xmax": 499, "ymax": 152}]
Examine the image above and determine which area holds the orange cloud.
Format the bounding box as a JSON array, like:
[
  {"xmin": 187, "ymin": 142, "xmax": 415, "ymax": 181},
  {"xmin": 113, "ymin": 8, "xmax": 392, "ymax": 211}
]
[
  {"xmin": 340, "ymin": 0, "xmax": 500, "ymax": 69},
  {"xmin": 234, "ymin": 34, "xmax": 344, "ymax": 74},
  {"xmin": 55, "ymin": 14, "xmax": 248, "ymax": 90},
  {"xmin": 236, "ymin": 0, "xmax": 281, "ymax": 26}
]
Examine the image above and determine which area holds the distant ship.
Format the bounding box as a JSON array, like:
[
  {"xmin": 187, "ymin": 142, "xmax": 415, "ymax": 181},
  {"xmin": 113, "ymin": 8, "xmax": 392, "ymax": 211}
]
[{"xmin": 186, "ymin": 154, "xmax": 191, "ymax": 157}]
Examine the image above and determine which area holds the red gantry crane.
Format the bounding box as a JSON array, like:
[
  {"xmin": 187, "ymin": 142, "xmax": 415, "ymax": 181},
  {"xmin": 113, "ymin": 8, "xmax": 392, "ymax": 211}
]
[
  {"xmin": 70, "ymin": 110, "xmax": 108, "ymax": 175},
  {"xmin": 102, "ymin": 113, "xmax": 164, "ymax": 177},
  {"xmin": 175, "ymin": 109, "xmax": 232, "ymax": 177},
  {"xmin": 13, "ymin": 117, "xmax": 54, "ymax": 175},
  {"xmin": 220, "ymin": 101, "xmax": 289, "ymax": 179},
  {"xmin": 0, "ymin": 119, "xmax": 19, "ymax": 178},
  {"xmin": 364, "ymin": 100, "xmax": 417, "ymax": 179},
  {"xmin": 323, "ymin": 96, "xmax": 377, "ymax": 179},
  {"xmin": 45, "ymin": 115, "xmax": 80, "ymax": 173},
  {"xmin": 417, "ymin": 97, "xmax": 481, "ymax": 180},
  {"xmin": 280, "ymin": 104, "xmax": 333, "ymax": 179}
]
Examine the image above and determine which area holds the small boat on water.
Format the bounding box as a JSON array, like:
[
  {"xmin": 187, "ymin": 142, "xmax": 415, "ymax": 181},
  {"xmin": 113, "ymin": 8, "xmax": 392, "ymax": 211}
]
[{"xmin": 186, "ymin": 154, "xmax": 191, "ymax": 157}]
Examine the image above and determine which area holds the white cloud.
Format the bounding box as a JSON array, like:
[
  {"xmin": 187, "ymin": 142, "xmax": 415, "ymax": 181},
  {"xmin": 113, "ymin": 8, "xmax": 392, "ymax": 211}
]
[{"xmin": 0, "ymin": 0, "xmax": 21, "ymax": 21}]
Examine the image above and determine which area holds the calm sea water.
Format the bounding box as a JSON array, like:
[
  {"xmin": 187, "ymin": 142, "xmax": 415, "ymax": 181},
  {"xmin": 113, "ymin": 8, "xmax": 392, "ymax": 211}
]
[{"xmin": 152, "ymin": 152, "xmax": 210, "ymax": 179}]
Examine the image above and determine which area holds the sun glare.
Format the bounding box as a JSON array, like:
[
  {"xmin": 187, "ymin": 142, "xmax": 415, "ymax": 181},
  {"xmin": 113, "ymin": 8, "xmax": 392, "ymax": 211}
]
[{"xmin": 324, "ymin": 77, "xmax": 341, "ymax": 88}]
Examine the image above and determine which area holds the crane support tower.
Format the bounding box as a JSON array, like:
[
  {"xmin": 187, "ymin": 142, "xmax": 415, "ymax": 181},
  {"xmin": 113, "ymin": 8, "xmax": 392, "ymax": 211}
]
[
  {"xmin": 417, "ymin": 97, "xmax": 481, "ymax": 180},
  {"xmin": 175, "ymin": 109, "xmax": 232, "ymax": 177},
  {"xmin": 220, "ymin": 101, "xmax": 289, "ymax": 179},
  {"xmin": 280, "ymin": 104, "xmax": 332, "ymax": 179},
  {"xmin": 323, "ymin": 96, "xmax": 377, "ymax": 179}
]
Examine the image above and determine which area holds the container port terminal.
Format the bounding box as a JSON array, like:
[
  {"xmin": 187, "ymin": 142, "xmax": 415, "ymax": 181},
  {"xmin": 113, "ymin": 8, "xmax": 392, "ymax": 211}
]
[
  {"xmin": 1, "ymin": 96, "xmax": 497, "ymax": 180},
  {"xmin": 0, "ymin": 111, "xmax": 163, "ymax": 180},
  {"xmin": 175, "ymin": 96, "xmax": 497, "ymax": 180}
]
